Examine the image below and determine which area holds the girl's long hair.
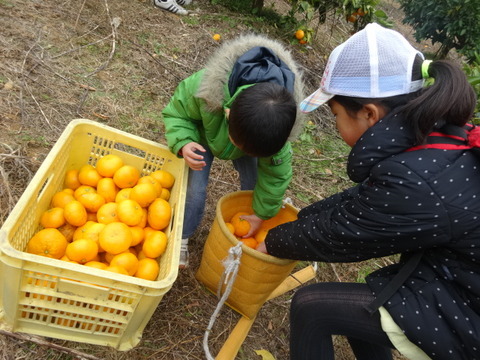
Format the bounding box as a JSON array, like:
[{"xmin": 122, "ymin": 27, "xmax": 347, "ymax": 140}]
[{"xmin": 334, "ymin": 56, "xmax": 477, "ymax": 144}]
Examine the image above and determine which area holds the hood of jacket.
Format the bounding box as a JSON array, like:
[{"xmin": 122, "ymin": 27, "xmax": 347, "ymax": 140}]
[{"xmin": 196, "ymin": 33, "xmax": 306, "ymax": 141}]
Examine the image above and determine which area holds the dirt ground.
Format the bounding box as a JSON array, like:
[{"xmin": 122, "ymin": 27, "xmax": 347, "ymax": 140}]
[{"xmin": 0, "ymin": 0, "xmax": 425, "ymax": 358}]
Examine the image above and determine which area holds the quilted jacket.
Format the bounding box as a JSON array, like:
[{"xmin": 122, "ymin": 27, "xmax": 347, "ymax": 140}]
[{"xmin": 265, "ymin": 112, "xmax": 480, "ymax": 359}]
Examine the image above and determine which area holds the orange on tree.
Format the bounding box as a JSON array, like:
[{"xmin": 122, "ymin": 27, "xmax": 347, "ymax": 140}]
[
  {"xmin": 65, "ymin": 238, "xmax": 99, "ymax": 264},
  {"xmin": 96, "ymin": 154, "xmax": 124, "ymax": 178},
  {"xmin": 51, "ymin": 190, "xmax": 75, "ymax": 209},
  {"xmin": 96, "ymin": 177, "xmax": 118, "ymax": 203},
  {"xmin": 117, "ymin": 199, "xmax": 143, "ymax": 226},
  {"xmin": 64, "ymin": 169, "xmax": 81, "ymax": 190},
  {"xmin": 137, "ymin": 175, "xmax": 162, "ymax": 196},
  {"xmin": 230, "ymin": 211, "xmax": 251, "ymax": 237},
  {"xmin": 295, "ymin": 29, "xmax": 305, "ymax": 40},
  {"xmin": 99, "ymin": 222, "xmax": 133, "ymax": 255},
  {"xmin": 109, "ymin": 252, "xmax": 139, "ymax": 276},
  {"xmin": 96, "ymin": 202, "xmax": 119, "ymax": 224},
  {"xmin": 26, "ymin": 228, "xmax": 68, "ymax": 259},
  {"xmin": 142, "ymin": 230, "xmax": 167, "ymax": 258},
  {"xmin": 150, "ymin": 170, "xmax": 175, "ymax": 189},
  {"xmin": 63, "ymin": 200, "xmax": 88, "ymax": 227},
  {"xmin": 78, "ymin": 164, "xmax": 103, "ymax": 187},
  {"xmin": 130, "ymin": 183, "xmax": 158, "ymax": 208},
  {"xmin": 113, "ymin": 165, "xmax": 140, "ymax": 189},
  {"xmin": 134, "ymin": 258, "xmax": 159, "ymax": 281},
  {"xmin": 115, "ymin": 187, "xmax": 132, "ymax": 203},
  {"xmin": 40, "ymin": 207, "xmax": 65, "ymax": 229},
  {"xmin": 147, "ymin": 198, "xmax": 171, "ymax": 230},
  {"xmin": 77, "ymin": 192, "xmax": 105, "ymax": 213}
]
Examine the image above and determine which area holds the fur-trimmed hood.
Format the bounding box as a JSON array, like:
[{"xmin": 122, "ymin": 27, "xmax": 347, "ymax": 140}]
[{"xmin": 196, "ymin": 33, "xmax": 306, "ymax": 141}]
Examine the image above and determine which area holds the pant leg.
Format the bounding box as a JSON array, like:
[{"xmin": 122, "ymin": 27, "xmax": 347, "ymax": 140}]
[
  {"xmin": 181, "ymin": 147, "xmax": 214, "ymax": 239},
  {"xmin": 290, "ymin": 282, "xmax": 394, "ymax": 360},
  {"xmin": 232, "ymin": 155, "xmax": 257, "ymax": 190}
]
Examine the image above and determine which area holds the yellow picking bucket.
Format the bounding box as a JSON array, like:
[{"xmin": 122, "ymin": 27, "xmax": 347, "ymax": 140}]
[{"xmin": 195, "ymin": 191, "xmax": 298, "ymax": 320}]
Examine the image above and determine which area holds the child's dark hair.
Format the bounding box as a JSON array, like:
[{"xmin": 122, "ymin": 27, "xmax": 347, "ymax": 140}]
[
  {"xmin": 334, "ymin": 55, "xmax": 477, "ymax": 144},
  {"xmin": 228, "ymin": 82, "xmax": 296, "ymax": 157}
]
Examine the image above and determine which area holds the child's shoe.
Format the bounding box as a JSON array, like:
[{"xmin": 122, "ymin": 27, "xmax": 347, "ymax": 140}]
[
  {"xmin": 175, "ymin": 0, "xmax": 192, "ymax": 6},
  {"xmin": 153, "ymin": 0, "xmax": 188, "ymax": 15},
  {"xmin": 179, "ymin": 238, "xmax": 189, "ymax": 269}
]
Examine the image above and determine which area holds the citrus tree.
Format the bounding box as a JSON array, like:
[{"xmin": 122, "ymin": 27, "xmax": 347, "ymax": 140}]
[{"xmin": 399, "ymin": 0, "xmax": 480, "ymax": 62}]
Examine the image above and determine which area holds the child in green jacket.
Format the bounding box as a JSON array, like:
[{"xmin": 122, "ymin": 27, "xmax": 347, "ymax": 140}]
[{"xmin": 162, "ymin": 34, "xmax": 305, "ymax": 268}]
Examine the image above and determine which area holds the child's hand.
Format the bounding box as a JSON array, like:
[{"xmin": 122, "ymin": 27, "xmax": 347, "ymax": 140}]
[
  {"xmin": 256, "ymin": 241, "xmax": 268, "ymax": 254},
  {"xmin": 240, "ymin": 214, "xmax": 263, "ymax": 238},
  {"xmin": 181, "ymin": 142, "xmax": 207, "ymax": 170}
]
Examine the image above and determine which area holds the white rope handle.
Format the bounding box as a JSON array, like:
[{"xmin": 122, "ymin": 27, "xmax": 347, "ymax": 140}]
[{"xmin": 203, "ymin": 243, "xmax": 243, "ymax": 360}]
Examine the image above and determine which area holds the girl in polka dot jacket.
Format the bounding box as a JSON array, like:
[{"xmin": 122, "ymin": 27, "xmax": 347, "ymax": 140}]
[{"xmin": 257, "ymin": 23, "xmax": 479, "ymax": 360}]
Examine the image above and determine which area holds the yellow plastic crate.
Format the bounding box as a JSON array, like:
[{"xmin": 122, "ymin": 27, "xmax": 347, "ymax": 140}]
[{"xmin": 0, "ymin": 119, "xmax": 188, "ymax": 350}]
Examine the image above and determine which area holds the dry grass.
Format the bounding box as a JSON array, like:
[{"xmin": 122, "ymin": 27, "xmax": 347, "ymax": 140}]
[{"xmin": 0, "ymin": 0, "xmax": 412, "ymax": 359}]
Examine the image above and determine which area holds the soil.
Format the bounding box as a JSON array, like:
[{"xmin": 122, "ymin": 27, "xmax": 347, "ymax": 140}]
[{"xmin": 0, "ymin": 0, "xmax": 428, "ymax": 358}]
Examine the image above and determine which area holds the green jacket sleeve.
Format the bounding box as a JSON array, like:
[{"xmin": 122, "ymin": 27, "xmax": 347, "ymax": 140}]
[
  {"xmin": 252, "ymin": 142, "xmax": 293, "ymax": 219},
  {"xmin": 162, "ymin": 70, "xmax": 206, "ymax": 157}
]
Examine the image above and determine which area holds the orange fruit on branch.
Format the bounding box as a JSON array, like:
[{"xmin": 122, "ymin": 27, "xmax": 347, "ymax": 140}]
[{"xmin": 295, "ymin": 29, "xmax": 305, "ymax": 40}]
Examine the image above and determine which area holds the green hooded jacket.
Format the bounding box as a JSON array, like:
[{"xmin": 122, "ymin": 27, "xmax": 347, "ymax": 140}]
[{"xmin": 162, "ymin": 34, "xmax": 305, "ymax": 219}]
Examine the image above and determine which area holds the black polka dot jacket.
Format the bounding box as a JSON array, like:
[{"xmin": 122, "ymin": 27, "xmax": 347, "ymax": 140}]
[{"xmin": 265, "ymin": 113, "xmax": 480, "ymax": 359}]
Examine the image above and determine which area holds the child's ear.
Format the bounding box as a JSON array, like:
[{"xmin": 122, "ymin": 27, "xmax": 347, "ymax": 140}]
[
  {"xmin": 225, "ymin": 108, "xmax": 230, "ymax": 118},
  {"xmin": 363, "ymin": 104, "xmax": 387, "ymax": 127}
]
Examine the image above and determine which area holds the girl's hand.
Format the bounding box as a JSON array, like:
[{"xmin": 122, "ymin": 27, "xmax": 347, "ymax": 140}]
[
  {"xmin": 240, "ymin": 214, "xmax": 263, "ymax": 238},
  {"xmin": 256, "ymin": 241, "xmax": 268, "ymax": 254},
  {"xmin": 181, "ymin": 142, "xmax": 206, "ymax": 170}
]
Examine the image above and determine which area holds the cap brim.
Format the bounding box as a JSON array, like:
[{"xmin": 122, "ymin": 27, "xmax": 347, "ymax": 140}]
[{"xmin": 299, "ymin": 88, "xmax": 334, "ymax": 113}]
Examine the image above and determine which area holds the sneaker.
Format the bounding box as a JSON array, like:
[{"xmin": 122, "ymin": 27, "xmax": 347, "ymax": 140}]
[
  {"xmin": 175, "ymin": 0, "xmax": 192, "ymax": 6},
  {"xmin": 153, "ymin": 0, "xmax": 188, "ymax": 15},
  {"xmin": 179, "ymin": 238, "xmax": 189, "ymax": 269}
]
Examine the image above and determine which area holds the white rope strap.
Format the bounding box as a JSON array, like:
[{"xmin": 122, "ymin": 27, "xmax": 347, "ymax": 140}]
[{"xmin": 203, "ymin": 243, "xmax": 243, "ymax": 360}]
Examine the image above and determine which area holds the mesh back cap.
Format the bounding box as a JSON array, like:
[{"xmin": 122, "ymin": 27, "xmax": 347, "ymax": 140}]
[{"xmin": 300, "ymin": 23, "xmax": 424, "ymax": 113}]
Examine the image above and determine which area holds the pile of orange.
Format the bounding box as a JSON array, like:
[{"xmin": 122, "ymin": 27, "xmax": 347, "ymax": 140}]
[
  {"xmin": 226, "ymin": 209, "xmax": 297, "ymax": 250},
  {"xmin": 26, "ymin": 153, "xmax": 176, "ymax": 281}
]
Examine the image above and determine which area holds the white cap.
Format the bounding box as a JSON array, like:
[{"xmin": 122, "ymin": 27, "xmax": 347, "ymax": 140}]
[{"xmin": 300, "ymin": 23, "xmax": 424, "ymax": 113}]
